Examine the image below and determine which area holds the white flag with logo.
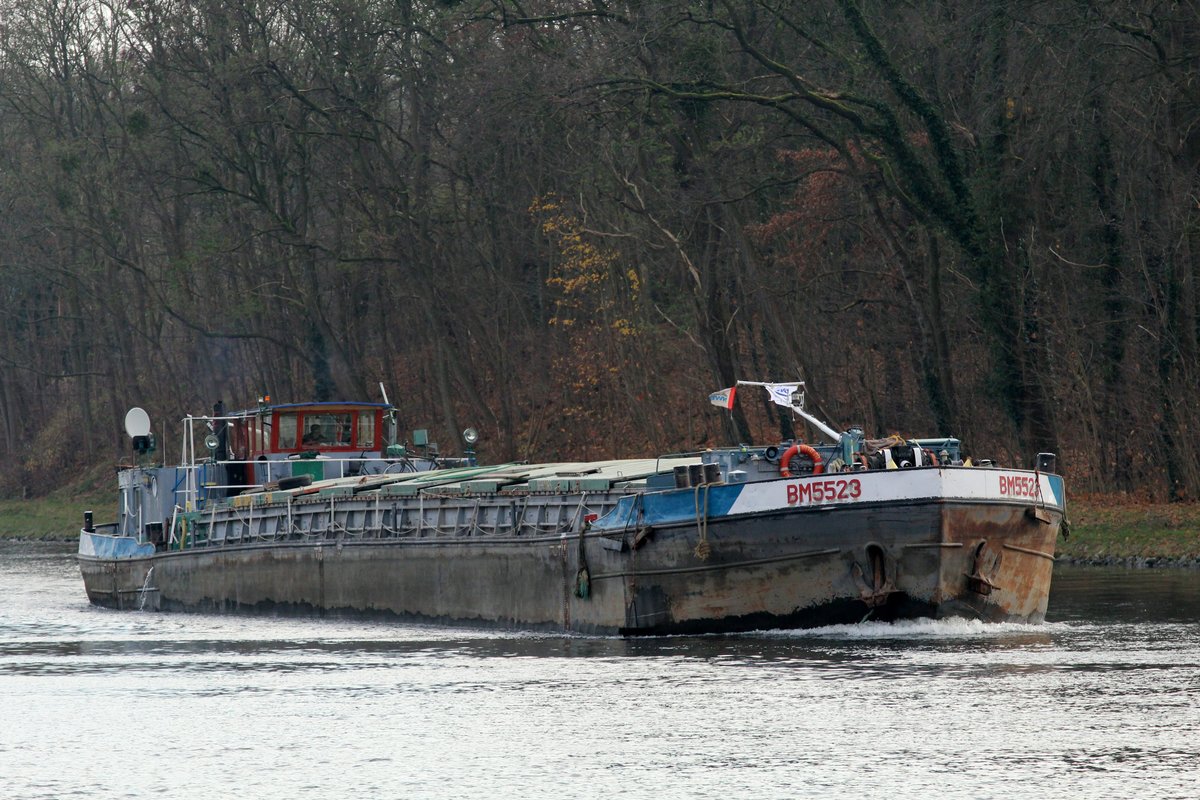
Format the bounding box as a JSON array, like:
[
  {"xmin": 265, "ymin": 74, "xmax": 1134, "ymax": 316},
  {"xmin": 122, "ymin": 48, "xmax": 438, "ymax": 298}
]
[{"xmin": 764, "ymin": 383, "xmax": 801, "ymax": 408}]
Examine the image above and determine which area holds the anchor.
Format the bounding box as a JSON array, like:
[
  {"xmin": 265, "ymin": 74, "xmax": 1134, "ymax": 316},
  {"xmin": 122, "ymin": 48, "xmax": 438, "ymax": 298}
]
[
  {"xmin": 966, "ymin": 540, "xmax": 1003, "ymax": 595},
  {"xmin": 851, "ymin": 545, "xmax": 895, "ymax": 608}
]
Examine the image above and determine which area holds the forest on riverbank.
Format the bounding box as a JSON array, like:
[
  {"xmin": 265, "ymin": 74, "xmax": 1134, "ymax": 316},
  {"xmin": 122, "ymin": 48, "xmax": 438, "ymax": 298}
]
[{"xmin": 1, "ymin": 1, "xmax": 1197, "ymax": 500}]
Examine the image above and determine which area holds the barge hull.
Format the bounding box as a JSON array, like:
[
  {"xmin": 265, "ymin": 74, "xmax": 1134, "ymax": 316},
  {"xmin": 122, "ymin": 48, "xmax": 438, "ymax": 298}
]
[{"xmin": 79, "ymin": 498, "xmax": 1061, "ymax": 635}]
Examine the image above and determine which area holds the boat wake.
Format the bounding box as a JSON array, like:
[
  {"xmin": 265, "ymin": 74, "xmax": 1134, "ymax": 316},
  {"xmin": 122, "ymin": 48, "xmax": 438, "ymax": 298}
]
[{"xmin": 755, "ymin": 616, "xmax": 1061, "ymax": 640}]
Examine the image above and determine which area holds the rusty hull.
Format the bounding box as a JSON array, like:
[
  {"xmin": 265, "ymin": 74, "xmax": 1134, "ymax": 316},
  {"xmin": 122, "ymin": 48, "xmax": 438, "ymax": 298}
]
[
  {"xmin": 576, "ymin": 499, "xmax": 1059, "ymax": 635},
  {"xmin": 79, "ymin": 498, "xmax": 1060, "ymax": 635}
]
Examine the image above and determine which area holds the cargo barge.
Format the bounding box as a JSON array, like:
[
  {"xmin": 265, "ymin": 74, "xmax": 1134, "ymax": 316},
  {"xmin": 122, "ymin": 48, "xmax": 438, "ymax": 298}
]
[{"xmin": 78, "ymin": 386, "xmax": 1066, "ymax": 634}]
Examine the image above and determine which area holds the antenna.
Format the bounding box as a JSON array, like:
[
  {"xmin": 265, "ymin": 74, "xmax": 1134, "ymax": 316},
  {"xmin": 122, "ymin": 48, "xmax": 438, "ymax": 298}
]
[
  {"xmin": 124, "ymin": 407, "xmax": 156, "ymax": 457},
  {"xmin": 124, "ymin": 407, "xmax": 151, "ymax": 438}
]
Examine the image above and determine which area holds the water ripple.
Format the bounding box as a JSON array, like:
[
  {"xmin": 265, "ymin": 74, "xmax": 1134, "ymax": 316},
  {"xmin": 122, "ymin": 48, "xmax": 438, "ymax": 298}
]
[{"xmin": 2, "ymin": 544, "xmax": 1199, "ymax": 799}]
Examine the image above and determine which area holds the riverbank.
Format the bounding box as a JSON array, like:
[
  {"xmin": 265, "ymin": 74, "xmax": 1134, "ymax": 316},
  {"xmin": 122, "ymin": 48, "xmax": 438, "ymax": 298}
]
[
  {"xmin": 0, "ymin": 492, "xmax": 115, "ymax": 542},
  {"xmin": 3, "ymin": 494, "xmax": 1198, "ymax": 567},
  {"xmin": 1056, "ymin": 497, "xmax": 1200, "ymax": 568}
]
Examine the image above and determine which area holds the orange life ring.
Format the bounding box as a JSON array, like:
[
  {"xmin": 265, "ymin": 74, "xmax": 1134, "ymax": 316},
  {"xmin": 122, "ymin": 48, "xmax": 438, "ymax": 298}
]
[{"xmin": 779, "ymin": 443, "xmax": 824, "ymax": 478}]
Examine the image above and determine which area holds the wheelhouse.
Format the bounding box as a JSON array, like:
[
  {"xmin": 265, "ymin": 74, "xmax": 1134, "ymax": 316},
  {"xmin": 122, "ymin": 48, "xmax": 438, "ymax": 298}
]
[
  {"xmin": 210, "ymin": 400, "xmax": 397, "ymax": 492},
  {"xmin": 224, "ymin": 401, "xmax": 391, "ymax": 457}
]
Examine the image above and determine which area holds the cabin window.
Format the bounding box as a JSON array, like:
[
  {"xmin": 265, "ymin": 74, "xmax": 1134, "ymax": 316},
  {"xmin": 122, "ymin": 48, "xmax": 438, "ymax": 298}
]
[
  {"xmin": 278, "ymin": 413, "xmax": 298, "ymax": 449},
  {"xmin": 357, "ymin": 411, "xmax": 376, "ymax": 449},
  {"xmin": 301, "ymin": 412, "xmax": 353, "ymax": 447}
]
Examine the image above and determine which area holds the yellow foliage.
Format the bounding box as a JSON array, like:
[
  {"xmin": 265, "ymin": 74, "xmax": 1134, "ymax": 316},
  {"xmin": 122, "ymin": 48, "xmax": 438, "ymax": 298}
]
[{"xmin": 532, "ymin": 193, "xmax": 640, "ymax": 332}]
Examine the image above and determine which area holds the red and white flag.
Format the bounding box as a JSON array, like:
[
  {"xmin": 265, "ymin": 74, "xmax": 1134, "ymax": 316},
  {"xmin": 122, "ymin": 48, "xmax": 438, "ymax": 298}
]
[{"xmin": 708, "ymin": 386, "xmax": 736, "ymax": 409}]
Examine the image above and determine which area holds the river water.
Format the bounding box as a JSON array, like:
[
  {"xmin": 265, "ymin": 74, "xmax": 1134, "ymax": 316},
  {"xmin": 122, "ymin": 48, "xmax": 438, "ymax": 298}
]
[{"xmin": 2, "ymin": 542, "xmax": 1198, "ymax": 799}]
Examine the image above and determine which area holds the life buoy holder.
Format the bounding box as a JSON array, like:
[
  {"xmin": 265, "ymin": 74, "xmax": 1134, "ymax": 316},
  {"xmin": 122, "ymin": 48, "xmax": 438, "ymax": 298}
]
[{"xmin": 779, "ymin": 443, "xmax": 824, "ymax": 478}]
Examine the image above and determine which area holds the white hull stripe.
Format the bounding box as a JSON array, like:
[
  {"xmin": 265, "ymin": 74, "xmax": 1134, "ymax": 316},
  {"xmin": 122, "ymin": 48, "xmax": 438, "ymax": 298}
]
[{"xmin": 592, "ymin": 467, "xmax": 1064, "ymax": 531}]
